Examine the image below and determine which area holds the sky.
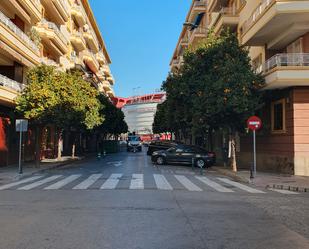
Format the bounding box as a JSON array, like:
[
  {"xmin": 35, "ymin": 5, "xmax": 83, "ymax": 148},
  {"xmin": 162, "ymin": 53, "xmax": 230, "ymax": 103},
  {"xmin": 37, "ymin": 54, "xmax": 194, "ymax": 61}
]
[{"xmin": 89, "ymin": 0, "xmax": 191, "ymax": 98}]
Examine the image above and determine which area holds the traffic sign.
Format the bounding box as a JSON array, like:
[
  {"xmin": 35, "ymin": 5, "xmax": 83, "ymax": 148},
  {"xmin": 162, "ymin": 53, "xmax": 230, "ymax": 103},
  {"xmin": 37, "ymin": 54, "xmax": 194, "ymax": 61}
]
[
  {"xmin": 16, "ymin": 119, "xmax": 28, "ymax": 132},
  {"xmin": 247, "ymin": 116, "xmax": 262, "ymax": 131}
]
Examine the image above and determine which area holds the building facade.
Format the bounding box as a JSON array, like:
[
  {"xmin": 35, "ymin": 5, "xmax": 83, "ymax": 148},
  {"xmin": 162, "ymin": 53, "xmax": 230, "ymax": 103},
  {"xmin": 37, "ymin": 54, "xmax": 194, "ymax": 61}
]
[
  {"xmin": 0, "ymin": 0, "xmax": 115, "ymax": 166},
  {"xmin": 172, "ymin": 0, "xmax": 309, "ymax": 176},
  {"xmin": 113, "ymin": 93, "xmax": 166, "ymax": 140}
]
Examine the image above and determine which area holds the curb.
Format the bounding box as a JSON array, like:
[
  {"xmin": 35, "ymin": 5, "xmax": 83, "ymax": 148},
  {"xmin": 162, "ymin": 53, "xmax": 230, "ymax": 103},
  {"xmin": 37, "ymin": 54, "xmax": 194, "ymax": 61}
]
[
  {"xmin": 267, "ymin": 184, "xmax": 309, "ymax": 193},
  {"xmin": 212, "ymin": 167, "xmax": 250, "ymax": 184}
]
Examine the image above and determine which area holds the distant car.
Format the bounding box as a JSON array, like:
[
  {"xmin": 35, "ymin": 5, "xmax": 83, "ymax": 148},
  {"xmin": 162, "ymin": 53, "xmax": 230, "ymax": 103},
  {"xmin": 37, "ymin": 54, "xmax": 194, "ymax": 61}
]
[
  {"xmin": 127, "ymin": 135, "xmax": 142, "ymax": 152},
  {"xmin": 151, "ymin": 145, "xmax": 216, "ymax": 168},
  {"xmin": 147, "ymin": 140, "xmax": 180, "ymax": 156}
]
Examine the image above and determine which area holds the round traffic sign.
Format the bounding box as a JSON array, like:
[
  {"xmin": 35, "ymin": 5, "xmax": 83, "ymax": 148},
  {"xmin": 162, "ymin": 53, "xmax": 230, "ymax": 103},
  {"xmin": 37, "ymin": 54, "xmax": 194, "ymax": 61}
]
[{"xmin": 247, "ymin": 116, "xmax": 262, "ymax": 131}]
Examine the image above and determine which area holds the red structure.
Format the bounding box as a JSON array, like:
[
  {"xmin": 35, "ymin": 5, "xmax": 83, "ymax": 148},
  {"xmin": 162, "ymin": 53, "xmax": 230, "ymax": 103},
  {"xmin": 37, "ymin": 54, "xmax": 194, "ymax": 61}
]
[{"xmin": 112, "ymin": 93, "xmax": 166, "ymax": 109}]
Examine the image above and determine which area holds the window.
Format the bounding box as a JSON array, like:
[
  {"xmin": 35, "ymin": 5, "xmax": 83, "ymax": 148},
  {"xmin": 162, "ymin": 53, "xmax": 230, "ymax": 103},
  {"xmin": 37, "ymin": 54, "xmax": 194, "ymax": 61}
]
[
  {"xmin": 271, "ymin": 99, "xmax": 286, "ymax": 133},
  {"xmin": 287, "ymin": 38, "xmax": 303, "ymax": 53}
]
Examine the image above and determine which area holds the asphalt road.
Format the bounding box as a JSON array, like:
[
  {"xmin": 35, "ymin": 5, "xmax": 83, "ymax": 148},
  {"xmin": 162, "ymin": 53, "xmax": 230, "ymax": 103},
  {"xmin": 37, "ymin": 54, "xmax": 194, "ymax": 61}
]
[{"xmin": 0, "ymin": 149, "xmax": 308, "ymax": 249}]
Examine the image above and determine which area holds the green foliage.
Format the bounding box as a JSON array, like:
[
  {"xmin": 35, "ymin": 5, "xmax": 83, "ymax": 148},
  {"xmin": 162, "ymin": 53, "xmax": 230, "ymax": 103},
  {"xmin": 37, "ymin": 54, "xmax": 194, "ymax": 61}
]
[
  {"xmin": 96, "ymin": 94, "xmax": 128, "ymax": 137},
  {"xmin": 153, "ymin": 101, "xmax": 170, "ymax": 134},
  {"xmin": 159, "ymin": 31, "xmax": 265, "ymax": 138},
  {"xmin": 16, "ymin": 65, "xmax": 103, "ymax": 130}
]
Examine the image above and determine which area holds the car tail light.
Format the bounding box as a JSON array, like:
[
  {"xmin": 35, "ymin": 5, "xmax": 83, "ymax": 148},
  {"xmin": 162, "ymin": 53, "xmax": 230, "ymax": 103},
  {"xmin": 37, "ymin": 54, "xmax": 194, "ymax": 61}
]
[{"xmin": 208, "ymin": 152, "xmax": 215, "ymax": 157}]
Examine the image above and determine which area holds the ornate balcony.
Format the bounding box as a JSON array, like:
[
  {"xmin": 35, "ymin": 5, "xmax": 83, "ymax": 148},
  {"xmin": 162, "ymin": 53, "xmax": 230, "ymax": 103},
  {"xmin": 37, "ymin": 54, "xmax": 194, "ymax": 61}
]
[
  {"xmin": 240, "ymin": 0, "xmax": 309, "ymax": 49},
  {"xmin": 262, "ymin": 53, "xmax": 309, "ymax": 89},
  {"xmin": 0, "ymin": 10, "xmax": 40, "ymax": 66}
]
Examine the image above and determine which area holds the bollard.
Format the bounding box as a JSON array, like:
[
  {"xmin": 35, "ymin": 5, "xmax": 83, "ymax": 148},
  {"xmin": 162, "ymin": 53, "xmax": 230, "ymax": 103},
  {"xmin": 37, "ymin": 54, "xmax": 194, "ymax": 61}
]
[
  {"xmin": 191, "ymin": 158, "xmax": 194, "ymax": 170},
  {"xmin": 97, "ymin": 152, "xmax": 101, "ymax": 161}
]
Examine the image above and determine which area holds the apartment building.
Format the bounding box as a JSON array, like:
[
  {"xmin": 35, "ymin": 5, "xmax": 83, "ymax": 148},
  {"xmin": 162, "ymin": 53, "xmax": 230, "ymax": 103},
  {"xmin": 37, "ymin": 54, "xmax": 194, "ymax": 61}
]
[
  {"xmin": 0, "ymin": 0, "xmax": 115, "ymax": 166},
  {"xmin": 172, "ymin": 0, "xmax": 309, "ymax": 176}
]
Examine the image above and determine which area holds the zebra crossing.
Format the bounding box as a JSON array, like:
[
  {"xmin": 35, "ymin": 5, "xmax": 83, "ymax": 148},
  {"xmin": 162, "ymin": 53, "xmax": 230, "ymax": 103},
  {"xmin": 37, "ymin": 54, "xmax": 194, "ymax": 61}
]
[{"xmin": 0, "ymin": 173, "xmax": 299, "ymax": 194}]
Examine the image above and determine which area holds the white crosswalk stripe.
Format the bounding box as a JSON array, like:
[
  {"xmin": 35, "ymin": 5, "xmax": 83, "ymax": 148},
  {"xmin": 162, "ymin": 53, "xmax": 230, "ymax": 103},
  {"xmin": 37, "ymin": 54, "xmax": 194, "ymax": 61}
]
[
  {"xmin": 18, "ymin": 175, "xmax": 62, "ymax": 190},
  {"xmin": 196, "ymin": 176, "xmax": 234, "ymax": 193},
  {"xmin": 73, "ymin": 174, "xmax": 102, "ymax": 190},
  {"xmin": 101, "ymin": 174, "xmax": 122, "ymax": 189},
  {"xmin": 154, "ymin": 174, "xmax": 173, "ymax": 190},
  {"xmin": 44, "ymin": 175, "xmax": 82, "ymax": 190},
  {"xmin": 0, "ymin": 176, "xmax": 44, "ymax": 190},
  {"xmin": 269, "ymin": 188, "xmax": 299, "ymax": 195},
  {"xmin": 130, "ymin": 174, "xmax": 144, "ymax": 189},
  {"xmin": 175, "ymin": 175, "xmax": 202, "ymax": 191},
  {"xmin": 217, "ymin": 178, "xmax": 265, "ymax": 193}
]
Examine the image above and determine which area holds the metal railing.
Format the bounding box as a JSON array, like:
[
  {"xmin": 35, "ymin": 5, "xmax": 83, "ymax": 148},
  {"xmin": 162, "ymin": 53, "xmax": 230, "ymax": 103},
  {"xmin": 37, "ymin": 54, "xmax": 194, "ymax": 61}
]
[
  {"xmin": 40, "ymin": 19, "xmax": 68, "ymax": 45},
  {"xmin": 241, "ymin": 0, "xmax": 273, "ymax": 35},
  {"xmin": 263, "ymin": 53, "xmax": 309, "ymax": 73},
  {"xmin": 0, "ymin": 74, "xmax": 25, "ymax": 92},
  {"xmin": 0, "ymin": 10, "xmax": 39, "ymax": 53}
]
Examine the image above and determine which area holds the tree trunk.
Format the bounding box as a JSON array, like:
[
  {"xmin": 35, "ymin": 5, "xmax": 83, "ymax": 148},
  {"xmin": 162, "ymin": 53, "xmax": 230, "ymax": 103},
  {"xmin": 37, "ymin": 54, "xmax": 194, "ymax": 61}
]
[
  {"xmin": 57, "ymin": 129, "xmax": 63, "ymax": 161},
  {"xmin": 230, "ymin": 133, "xmax": 237, "ymax": 172},
  {"xmin": 34, "ymin": 125, "xmax": 42, "ymax": 168}
]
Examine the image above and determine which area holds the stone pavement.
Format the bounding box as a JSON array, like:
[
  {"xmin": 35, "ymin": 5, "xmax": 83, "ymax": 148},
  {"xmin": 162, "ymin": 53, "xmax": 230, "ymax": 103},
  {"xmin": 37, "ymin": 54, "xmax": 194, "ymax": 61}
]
[
  {"xmin": 213, "ymin": 166, "xmax": 309, "ymax": 192},
  {"xmin": 0, "ymin": 156, "xmax": 84, "ymax": 185}
]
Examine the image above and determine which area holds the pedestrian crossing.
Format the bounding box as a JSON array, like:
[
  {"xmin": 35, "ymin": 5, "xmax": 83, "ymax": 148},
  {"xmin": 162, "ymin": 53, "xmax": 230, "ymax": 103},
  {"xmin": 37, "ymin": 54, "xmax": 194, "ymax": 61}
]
[{"xmin": 0, "ymin": 173, "xmax": 299, "ymax": 195}]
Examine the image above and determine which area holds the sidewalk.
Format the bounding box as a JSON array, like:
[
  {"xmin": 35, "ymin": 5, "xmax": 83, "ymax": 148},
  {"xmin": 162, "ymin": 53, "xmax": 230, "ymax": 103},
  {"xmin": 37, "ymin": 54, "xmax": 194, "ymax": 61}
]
[
  {"xmin": 213, "ymin": 166, "xmax": 309, "ymax": 192},
  {"xmin": 0, "ymin": 156, "xmax": 85, "ymax": 185}
]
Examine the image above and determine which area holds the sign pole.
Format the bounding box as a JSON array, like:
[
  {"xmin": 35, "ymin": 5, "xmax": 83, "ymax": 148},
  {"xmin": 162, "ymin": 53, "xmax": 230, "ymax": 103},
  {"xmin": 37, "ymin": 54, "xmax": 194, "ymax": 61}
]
[
  {"xmin": 253, "ymin": 129, "xmax": 256, "ymax": 178},
  {"xmin": 18, "ymin": 123, "xmax": 23, "ymax": 175}
]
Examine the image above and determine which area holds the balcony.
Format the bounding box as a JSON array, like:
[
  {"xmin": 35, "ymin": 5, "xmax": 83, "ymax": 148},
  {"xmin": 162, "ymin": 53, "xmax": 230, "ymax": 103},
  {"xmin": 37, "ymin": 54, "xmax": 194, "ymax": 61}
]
[
  {"xmin": 106, "ymin": 75, "xmax": 115, "ymax": 85},
  {"xmin": 0, "ymin": 11, "xmax": 40, "ymax": 67},
  {"xmin": 188, "ymin": 26, "xmax": 207, "ymax": 44},
  {"xmin": 41, "ymin": 0, "xmax": 70, "ymax": 24},
  {"xmin": 102, "ymin": 80, "xmax": 112, "ymax": 91},
  {"xmin": 262, "ymin": 53, "xmax": 309, "ymax": 89},
  {"xmin": 0, "ymin": 74, "xmax": 24, "ymax": 106},
  {"xmin": 83, "ymin": 27, "xmax": 100, "ymax": 52},
  {"xmin": 241, "ymin": 0, "xmax": 309, "ymax": 49},
  {"xmin": 101, "ymin": 64, "xmax": 111, "ymax": 76},
  {"xmin": 208, "ymin": 0, "xmax": 229, "ymax": 12},
  {"xmin": 81, "ymin": 50, "xmax": 100, "ymax": 73},
  {"xmin": 40, "ymin": 57, "xmax": 59, "ymax": 67},
  {"xmin": 35, "ymin": 19, "xmax": 69, "ymax": 56},
  {"xmin": 106, "ymin": 90, "xmax": 115, "ymax": 98},
  {"xmin": 213, "ymin": 7, "xmax": 239, "ymax": 34},
  {"xmin": 18, "ymin": 0, "xmax": 43, "ymax": 23},
  {"xmin": 96, "ymin": 51, "xmax": 106, "ymax": 65},
  {"xmin": 193, "ymin": 0, "xmax": 207, "ymax": 10},
  {"xmin": 71, "ymin": 3, "xmax": 87, "ymax": 27},
  {"xmin": 70, "ymin": 30, "xmax": 86, "ymax": 51}
]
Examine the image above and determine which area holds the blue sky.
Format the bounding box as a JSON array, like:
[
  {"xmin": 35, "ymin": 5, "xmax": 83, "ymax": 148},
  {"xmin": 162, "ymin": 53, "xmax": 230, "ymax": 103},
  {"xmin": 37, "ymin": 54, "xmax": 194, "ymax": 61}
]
[{"xmin": 89, "ymin": 0, "xmax": 191, "ymax": 97}]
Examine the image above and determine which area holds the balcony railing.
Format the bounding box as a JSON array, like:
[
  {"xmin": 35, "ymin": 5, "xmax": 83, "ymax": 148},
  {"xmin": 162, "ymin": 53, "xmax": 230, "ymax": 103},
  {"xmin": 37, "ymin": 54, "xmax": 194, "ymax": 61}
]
[
  {"xmin": 220, "ymin": 7, "xmax": 237, "ymax": 15},
  {"xmin": 193, "ymin": 0, "xmax": 207, "ymax": 7},
  {"xmin": 0, "ymin": 10, "xmax": 39, "ymax": 53},
  {"xmin": 40, "ymin": 19, "xmax": 68, "ymax": 45},
  {"xmin": 40, "ymin": 57, "xmax": 59, "ymax": 67},
  {"xmin": 0, "ymin": 74, "xmax": 25, "ymax": 92},
  {"xmin": 263, "ymin": 53, "xmax": 309, "ymax": 73},
  {"xmin": 241, "ymin": 0, "xmax": 273, "ymax": 35}
]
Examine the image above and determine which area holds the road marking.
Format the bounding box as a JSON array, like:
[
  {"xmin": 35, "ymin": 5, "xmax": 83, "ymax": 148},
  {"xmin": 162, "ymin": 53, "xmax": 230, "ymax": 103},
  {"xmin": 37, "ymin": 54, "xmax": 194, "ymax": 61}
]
[
  {"xmin": 101, "ymin": 174, "xmax": 122, "ymax": 189},
  {"xmin": 217, "ymin": 178, "xmax": 265, "ymax": 193},
  {"xmin": 269, "ymin": 188, "xmax": 299, "ymax": 195},
  {"xmin": 107, "ymin": 161, "xmax": 123, "ymax": 167},
  {"xmin": 154, "ymin": 174, "xmax": 173, "ymax": 190},
  {"xmin": 73, "ymin": 174, "xmax": 102, "ymax": 190},
  {"xmin": 130, "ymin": 174, "xmax": 144, "ymax": 189},
  {"xmin": 18, "ymin": 175, "xmax": 62, "ymax": 190},
  {"xmin": 0, "ymin": 176, "xmax": 44, "ymax": 190},
  {"xmin": 195, "ymin": 176, "xmax": 234, "ymax": 193},
  {"xmin": 175, "ymin": 175, "xmax": 202, "ymax": 191},
  {"xmin": 44, "ymin": 175, "xmax": 82, "ymax": 190}
]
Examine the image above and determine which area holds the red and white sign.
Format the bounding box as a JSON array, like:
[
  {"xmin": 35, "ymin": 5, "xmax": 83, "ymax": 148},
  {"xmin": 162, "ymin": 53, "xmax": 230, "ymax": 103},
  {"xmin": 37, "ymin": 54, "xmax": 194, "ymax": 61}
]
[{"xmin": 247, "ymin": 116, "xmax": 262, "ymax": 131}]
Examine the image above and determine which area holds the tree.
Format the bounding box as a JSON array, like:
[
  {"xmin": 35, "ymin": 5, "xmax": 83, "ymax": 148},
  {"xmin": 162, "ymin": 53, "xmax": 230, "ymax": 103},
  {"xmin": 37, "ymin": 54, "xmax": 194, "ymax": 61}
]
[
  {"xmin": 96, "ymin": 94, "xmax": 128, "ymax": 139},
  {"xmin": 16, "ymin": 65, "xmax": 103, "ymax": 163}
]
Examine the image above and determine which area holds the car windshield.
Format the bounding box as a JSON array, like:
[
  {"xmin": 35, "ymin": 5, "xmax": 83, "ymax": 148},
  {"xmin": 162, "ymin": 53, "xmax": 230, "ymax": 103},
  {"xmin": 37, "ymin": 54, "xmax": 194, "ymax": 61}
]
[{"xmin": 128, "ymin": 136, "xmax": 140, "ymax": 142}]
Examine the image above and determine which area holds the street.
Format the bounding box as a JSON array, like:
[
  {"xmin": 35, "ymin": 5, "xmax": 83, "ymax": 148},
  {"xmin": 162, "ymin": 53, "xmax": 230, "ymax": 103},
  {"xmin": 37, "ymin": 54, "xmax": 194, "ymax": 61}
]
[{"xmin": 0, "ymin": 150, "xmax": 308, "ymax": 249}]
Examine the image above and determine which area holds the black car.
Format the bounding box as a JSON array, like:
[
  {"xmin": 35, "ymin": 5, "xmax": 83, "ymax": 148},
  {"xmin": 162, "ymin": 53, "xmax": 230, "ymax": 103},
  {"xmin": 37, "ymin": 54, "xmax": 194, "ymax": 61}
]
[
  {"xmin": 151, "ymin": 145, "xmax": 216, "ymax": 168},
  {"xmin": 147, "ymin": 140, "xmax": 180, "ymax": 156}
]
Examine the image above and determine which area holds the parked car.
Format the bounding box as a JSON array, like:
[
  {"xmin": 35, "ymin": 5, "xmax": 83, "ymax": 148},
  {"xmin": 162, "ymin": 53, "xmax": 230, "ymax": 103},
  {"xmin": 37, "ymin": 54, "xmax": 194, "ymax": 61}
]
[
  {"xmin": 151, "ymin": 144, "xmax": 216, "ymax": 168},
  {"xmin": 147, "ymin": 140, "xmax": 180, "ymax": 156},
  {"xmin": 127, "ymin": 135, "xmax": 142, "ymax": 152}
]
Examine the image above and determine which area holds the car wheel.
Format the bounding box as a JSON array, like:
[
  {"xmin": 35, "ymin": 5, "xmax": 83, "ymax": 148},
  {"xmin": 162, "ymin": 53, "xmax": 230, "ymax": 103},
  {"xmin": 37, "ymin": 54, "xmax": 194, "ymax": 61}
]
[
  {"xmin": 196, "ymin": 159, "xmax": 205, "ymax": 168},
  {"xmin": 156, "ymin": 156, "xmax": 165, "ymax": 165}
]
